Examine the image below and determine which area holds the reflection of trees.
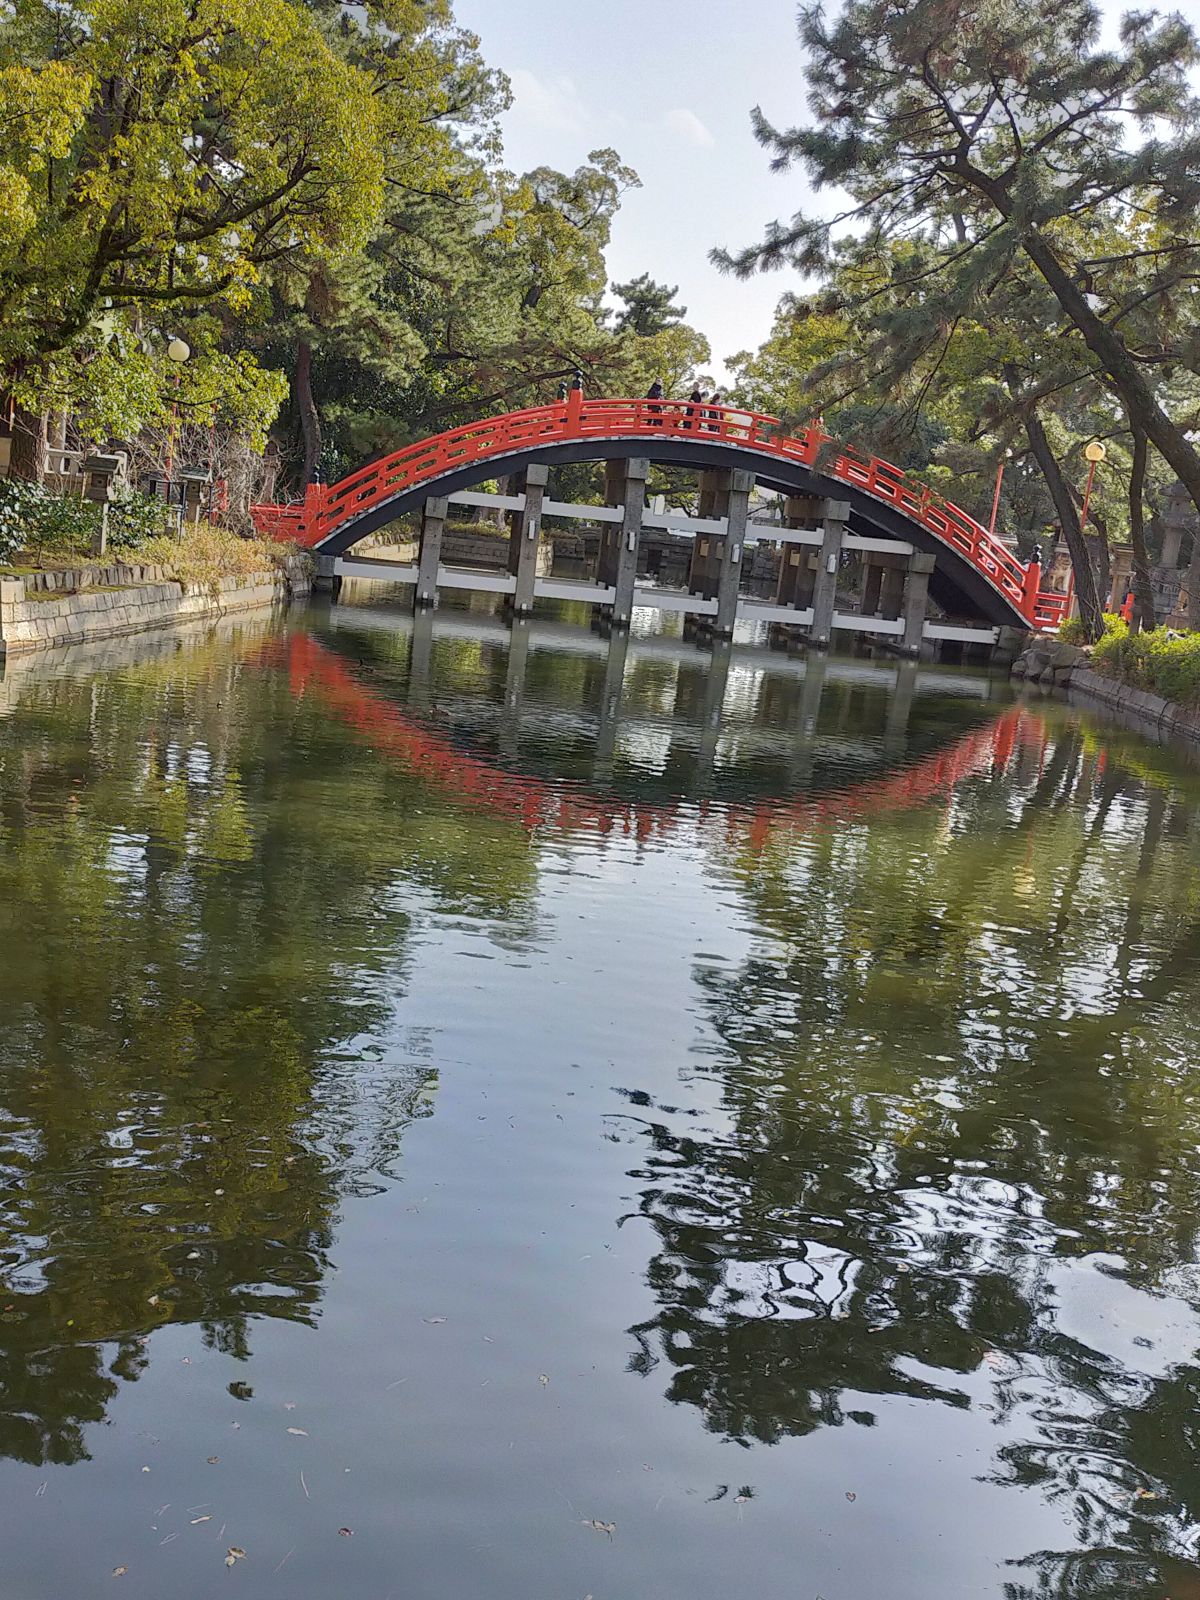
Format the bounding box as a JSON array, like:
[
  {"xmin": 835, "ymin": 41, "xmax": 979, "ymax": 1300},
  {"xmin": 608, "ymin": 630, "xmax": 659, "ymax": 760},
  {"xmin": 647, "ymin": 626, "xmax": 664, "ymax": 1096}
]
[
  {"xmin": 621, "ymin": 716, "xmax": 1200, "ymax": 1592},
  {"xmin": 0, "ymin": 630, "xmax": 539, "ymax": 1464}
]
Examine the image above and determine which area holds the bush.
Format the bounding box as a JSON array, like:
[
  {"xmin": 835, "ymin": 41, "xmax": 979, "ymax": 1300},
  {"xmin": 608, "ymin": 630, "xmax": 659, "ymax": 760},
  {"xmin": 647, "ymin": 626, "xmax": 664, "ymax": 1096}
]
[
  {"xmin": 1092, "ymin": 620, "xmax": 1200, "ymax": 706},
  {"xmin": 106, "ymin": 489, "xmax": 171, "ymax": 551},
  {"xmin": 0, "ymin": 479, "xmax": 97, "ymax": 563},
  {"xmin": 1058, "ymin": 612, "xmax": 1125, "ymax": 646},
  {"xmin": 1057, "ymin": 615, "xmax": 1088, "ymax": 644},
  {"xmin": 137, "ymin": 524, "xmax": 303, "ymax": 594}
]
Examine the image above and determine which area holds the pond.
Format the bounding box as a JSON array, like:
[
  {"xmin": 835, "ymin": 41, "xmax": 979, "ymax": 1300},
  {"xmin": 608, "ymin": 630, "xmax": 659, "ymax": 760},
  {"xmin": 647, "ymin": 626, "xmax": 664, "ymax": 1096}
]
[{"xmin": 0, "ymin": 592, "xmax": 1198, "ymax": 1600}]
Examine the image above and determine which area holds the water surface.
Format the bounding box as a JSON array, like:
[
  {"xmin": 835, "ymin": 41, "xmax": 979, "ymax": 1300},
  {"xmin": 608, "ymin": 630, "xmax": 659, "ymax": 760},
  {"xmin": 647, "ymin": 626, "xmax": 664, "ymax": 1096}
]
[{"xmin": 0, "ymin": 596, "xmax": 1198, "ymax": 1599}]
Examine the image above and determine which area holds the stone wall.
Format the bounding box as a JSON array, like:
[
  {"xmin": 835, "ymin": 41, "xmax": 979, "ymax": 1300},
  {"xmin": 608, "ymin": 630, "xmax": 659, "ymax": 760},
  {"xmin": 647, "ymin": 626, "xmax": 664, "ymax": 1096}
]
[
  {"xmin": 1012, "ymin": 635, "xmax": 1200, "ymax": 751},
  {"xmin": 0, "ymin": 555, "xmax": 309, "ymax": 657}
]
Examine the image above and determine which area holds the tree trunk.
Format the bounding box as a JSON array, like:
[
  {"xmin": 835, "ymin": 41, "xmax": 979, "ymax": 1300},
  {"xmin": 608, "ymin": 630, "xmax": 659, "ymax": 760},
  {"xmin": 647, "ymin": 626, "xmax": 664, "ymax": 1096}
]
[
  {"xmin": 294, "ymin": 339, "xmax": 321, "ymax": 485},
  {"xmin": 960, "ymin": 162, "xmax": 1200, "ymax": 535},
  {"xmin": 1014, "ymin": 222, "xmax": 1200, "ymax": 531},
  {"xmin": 1024, "ymin": 408, "xmax": 1103, "ymax": 640},
  {"xmin": 8, "ymin": 404, "xmax": 47, "ymax": 482},
  {"xmin": 1127, "ymin": 426, "xmax": 1156, "ymax": 634}
]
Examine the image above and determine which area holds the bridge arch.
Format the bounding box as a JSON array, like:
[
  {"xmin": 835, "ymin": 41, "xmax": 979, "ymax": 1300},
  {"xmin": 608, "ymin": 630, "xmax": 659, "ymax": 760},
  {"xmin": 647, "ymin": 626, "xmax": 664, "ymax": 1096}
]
[{"xmin": 253, "ymin": 396, "xmax": 1065, "ymax": 632}]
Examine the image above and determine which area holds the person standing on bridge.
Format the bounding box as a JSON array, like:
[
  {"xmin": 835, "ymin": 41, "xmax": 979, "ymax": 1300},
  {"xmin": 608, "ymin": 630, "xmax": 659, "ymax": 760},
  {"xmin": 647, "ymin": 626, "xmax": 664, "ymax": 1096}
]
[
  {"xmin": 686, "ymin": 386, "xmax": 705, "ymax": 430},
  {"xmin": 705, "ymin": 391, "xmax": 723, "ymax": 432},
  {"xmin": 646, "ymin": 378, "xmax": 664, "ymax": 426}
]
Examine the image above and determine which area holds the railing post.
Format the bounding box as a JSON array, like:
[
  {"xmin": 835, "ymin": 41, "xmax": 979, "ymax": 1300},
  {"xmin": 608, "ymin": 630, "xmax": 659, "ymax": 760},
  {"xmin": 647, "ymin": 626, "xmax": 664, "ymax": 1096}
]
[
  {"xmin": 1021, "ymin": 558, "xmax": 1042, "ymax": 624},
  {"xmin": 566, "ymin": 384, "xmax": 584, "ymax": 436}
]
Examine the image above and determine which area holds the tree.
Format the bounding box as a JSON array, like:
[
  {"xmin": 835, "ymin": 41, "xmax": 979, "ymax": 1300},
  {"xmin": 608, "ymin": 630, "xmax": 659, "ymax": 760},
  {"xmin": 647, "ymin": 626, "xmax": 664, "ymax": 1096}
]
[
  {"xmin": 0, "ymin": 0, "xmax": 384, "ymax": 364},
  {"xmin": 718, "ymin": 0, "xmax": 1200, "ymax": 540},
  {"xmin": 610, "ymin": 273, "xmax": 687, "ymax": 337}
]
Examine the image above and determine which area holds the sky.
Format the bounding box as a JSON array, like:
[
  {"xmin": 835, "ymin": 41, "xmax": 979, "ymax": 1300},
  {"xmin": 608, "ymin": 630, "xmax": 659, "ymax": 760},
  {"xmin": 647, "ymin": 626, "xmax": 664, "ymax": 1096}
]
[{"xmin": 454, "ymin": 0, "xmax": 1200, "ymax": 385}]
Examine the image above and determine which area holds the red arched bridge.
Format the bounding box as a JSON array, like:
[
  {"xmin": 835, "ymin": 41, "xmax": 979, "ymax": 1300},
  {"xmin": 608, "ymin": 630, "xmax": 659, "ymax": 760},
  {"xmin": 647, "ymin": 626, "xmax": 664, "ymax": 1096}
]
[{"xmin": 252, "ymin": 393, "xmax": 1068, "ymax": 634}]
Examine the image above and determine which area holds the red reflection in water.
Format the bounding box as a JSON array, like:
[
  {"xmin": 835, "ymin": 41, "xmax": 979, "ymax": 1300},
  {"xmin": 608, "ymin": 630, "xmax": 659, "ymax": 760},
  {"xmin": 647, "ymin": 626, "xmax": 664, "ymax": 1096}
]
[{"xmin": 277, "ymin": 632, "xmax": 1044, "ymax": 849}]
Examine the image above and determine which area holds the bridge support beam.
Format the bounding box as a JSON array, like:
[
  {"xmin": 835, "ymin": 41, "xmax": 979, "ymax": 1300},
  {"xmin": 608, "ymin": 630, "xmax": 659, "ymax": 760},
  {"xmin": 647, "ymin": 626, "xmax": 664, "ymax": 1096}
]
[
  {"xmin": 506, "ymin": 465, "xmax": 548, "ymax": 615},
  {"xmin": 313, "ymin": 552, "xmax": 342, "ymax": 597},
  {"xmin": 600, "ymin": 457, "xmax": 648, "ymax": 628},
  {"xmin": 810, "ymin": 500, "xmax": 850, "ymax": 649},
  {"xmin": 861, "ymin": 551, "xmax": 907, "ymax": 620},
  {"xmin": 713, "ymin": 471, "xmax": 753, "ymax": 638},
  {"xmin": 902, "ymin": 553, "xmax": 937, "ymax": 656},
  {"xmin": 414, "ymin": 496, "xmax": 448, "ymax": 609}
]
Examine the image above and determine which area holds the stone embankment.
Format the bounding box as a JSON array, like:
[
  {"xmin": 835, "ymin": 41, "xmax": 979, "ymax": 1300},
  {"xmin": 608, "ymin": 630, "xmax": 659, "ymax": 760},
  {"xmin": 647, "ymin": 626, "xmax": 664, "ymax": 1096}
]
[
  {"xmin": 1013, "ymin": 635, "xmax": 1200, "ymax": 748},
  {"xmin": 0, "ymin": 555, "xmax": 310, "ymax": 657}
]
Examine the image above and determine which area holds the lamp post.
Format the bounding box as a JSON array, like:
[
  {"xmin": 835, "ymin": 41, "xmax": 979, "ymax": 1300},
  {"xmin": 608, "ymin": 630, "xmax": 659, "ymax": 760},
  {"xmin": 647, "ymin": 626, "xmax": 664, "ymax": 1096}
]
[
  {"xmin": 1080, "ymin": 439, "xmax": 1106, "ymax": 529},
  {"xmin": 164, "ymin": 337, "xmax": 190, "ymax": 497},
  {"xmin": 988, "ymin": 447, "xmax": 1013, "ymax": 537}
]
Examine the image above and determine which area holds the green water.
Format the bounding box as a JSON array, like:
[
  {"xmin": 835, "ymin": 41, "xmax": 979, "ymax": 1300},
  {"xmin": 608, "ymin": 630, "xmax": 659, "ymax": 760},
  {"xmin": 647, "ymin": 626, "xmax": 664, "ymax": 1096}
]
[{"xmin": 0, "ymin": 594, "xmax": 1199, "ymax": 1599}]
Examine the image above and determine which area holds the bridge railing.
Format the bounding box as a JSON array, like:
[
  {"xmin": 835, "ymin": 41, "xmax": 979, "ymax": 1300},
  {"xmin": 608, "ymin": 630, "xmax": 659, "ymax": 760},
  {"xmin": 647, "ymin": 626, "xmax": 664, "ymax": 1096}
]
[{"xmin": 251, "ymin": 397, "xmax": 1071, "ymax": 629}]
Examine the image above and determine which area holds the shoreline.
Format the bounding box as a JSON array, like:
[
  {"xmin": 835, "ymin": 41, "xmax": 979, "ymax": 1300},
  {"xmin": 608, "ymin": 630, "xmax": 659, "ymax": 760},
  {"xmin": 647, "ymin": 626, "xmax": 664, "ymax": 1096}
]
[
  {"xmin": 1012, "ymin": 635, "xmax": 1200, "ymax": 754},
  {"xmin": 0, "ymin": 555, "xmax": 310, "ymax": 659}
]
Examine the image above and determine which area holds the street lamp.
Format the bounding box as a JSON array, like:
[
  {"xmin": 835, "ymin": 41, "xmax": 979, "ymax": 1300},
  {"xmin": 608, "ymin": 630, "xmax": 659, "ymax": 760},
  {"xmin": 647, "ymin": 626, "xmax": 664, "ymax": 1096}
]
[
  {"xmin": 988, "ymin": 446, "xmax": 1013, "ymax": 537},
  {"xmin": 1080, "ymin": 439, "xmax": 1106, "ymax": 528},
  {"xmin": 164, "ymin": 337, "xmax": 191, "ymax": 492}
]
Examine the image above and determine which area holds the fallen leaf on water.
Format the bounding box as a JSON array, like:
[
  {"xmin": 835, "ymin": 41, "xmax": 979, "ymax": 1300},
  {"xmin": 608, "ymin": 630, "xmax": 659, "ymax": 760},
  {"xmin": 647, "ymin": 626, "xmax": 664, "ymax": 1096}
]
[
  {"xmin": 147, "ymin": 1295, "xmax": 160, "ymax": 1306},
  {"xmin": 580, "ymin": 1519, "xmax": 615, "ymax": 1538},
  {"xmin": 224, "ymin": 1546, "xmax": 246, "ymax": 1567},
  {"xmin": 207, "ymin": 1456, "xmax": 220, "ymax": 1465},
  {"xmin": 214, "ymin": 1189, "xmax": 224, "ymax": 1197},
  {"xmin": 539, "ymin": 1375, "xmax": 549, "ymax": 1386},
  {"xmin": 338, "ymin": 1527, "xmax": 353, "ymax": 1538},
  {"xmin": 191, "ymin": 1516, "xmax": 211, "ymax": 1525},
  {"xmin": 286, "ymin": 1428, "xmax": 308, "ymax": 1437},
  {"xmin": 735, "ymin": 1495, "xmax": 750, "ymax": 1504},
  {"xmin": 423, "ymin": 1316, "xmax": 446, "ymax": 1325},
  {"xmin": 111, "ymin": 1566, "xmax": 127, "ymax": 1578},
  {"xmin": 845, "ymin": 1491, "xmax": 857, "ymax": 1502},
  {"xmin": 187, "ymin": 1251, "xmax": 201, "ymax": 1260}
]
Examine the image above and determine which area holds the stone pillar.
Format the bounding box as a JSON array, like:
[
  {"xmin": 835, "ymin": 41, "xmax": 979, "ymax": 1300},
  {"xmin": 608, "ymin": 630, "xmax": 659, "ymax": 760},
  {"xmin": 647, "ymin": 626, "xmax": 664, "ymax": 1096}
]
[
  {"xmin": 506, "ymin": 465, "xmax": 548, "ymax": 615},
  {"xmin": 414, "ymin": 495, "xmax": 448, "ymax": 610},
  {"xmin": 809, "ymin": 500, "xmax": 850, "ymax": 648},
  {"xmin": 901, "ymin": 552, "xmax": 937, "ymax": 655},
  {"xmin": 861, "ymin": 558, "xmax": 884, "ymax": 617},
  {"xmin": 860, "ymin": 551, "xmax": 907, "ymax": 619},
  {"xmin": 713, "ymin": 470, "xmax": 753, "ymax": 638},
  {"xmin": 312, "ymin": 551, "xmax": 341, "ymax": 596},
  {"xmin": 880, "ymin": 563, "xmax": 906, "ymax": 621},
  {"xmin": 603, "ymin": 457, "xmax": 647, "ymax": 628}
]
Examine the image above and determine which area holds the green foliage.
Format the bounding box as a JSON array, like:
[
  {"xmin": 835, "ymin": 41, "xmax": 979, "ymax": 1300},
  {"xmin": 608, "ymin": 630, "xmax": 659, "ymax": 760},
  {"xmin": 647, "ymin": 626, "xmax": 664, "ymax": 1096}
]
[
  {"xmin": 105, "ymin": 491, "xmax": 171, "ymax": 552},
  {"xmin": 0, "ymin": 480, "xmax": 95, "ymax": 561},
  {"xmin": 1093, "ymin": 622, "xmax": 1200, "ymax": 705},
  {"xmin": 611, "ymin": 274, "xmax": 687, "ymax": 337}
]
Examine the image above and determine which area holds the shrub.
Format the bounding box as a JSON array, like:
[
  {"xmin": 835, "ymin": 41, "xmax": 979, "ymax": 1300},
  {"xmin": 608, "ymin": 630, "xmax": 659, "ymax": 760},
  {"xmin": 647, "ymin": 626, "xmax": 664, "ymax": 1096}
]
[
  {"xmin": 0, "ymin": 480, "xmax": 97, "ymax": 563},
  {"xmin": 138, "ymin": 524, "xmax": 303, "ymax": 594},
  {"xmin": 106, "ymin": 489, "xmax": 171, "ymax": 551},
  {"xmin": 1057, "ymin": 615, "xmax": 1089, "ymax": 644},
  {"xmin": 1093, "ymin": 621, "xmax": 1200, "ymax": 706}
]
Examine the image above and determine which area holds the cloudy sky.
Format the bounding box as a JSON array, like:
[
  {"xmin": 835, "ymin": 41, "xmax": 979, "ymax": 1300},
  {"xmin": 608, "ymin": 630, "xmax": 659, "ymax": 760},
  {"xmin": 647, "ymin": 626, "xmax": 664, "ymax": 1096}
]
[{"xmin": 454, "ymin": 0, "xmax": 1200, "ymax": 383}]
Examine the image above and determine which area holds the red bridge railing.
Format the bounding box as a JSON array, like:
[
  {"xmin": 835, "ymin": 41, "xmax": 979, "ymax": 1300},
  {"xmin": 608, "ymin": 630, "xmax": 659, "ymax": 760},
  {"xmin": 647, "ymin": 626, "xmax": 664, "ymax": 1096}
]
[{"xmin": 251, "ymin": 393, "xmax": 1070, "ymax": 631}]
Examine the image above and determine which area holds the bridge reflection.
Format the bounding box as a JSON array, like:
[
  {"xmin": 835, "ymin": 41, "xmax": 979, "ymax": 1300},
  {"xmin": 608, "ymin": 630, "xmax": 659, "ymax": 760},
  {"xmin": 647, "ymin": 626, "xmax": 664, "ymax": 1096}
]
[{"xmin": 284, "ymin": 613, "xmax": 1040, "ymax": 846}]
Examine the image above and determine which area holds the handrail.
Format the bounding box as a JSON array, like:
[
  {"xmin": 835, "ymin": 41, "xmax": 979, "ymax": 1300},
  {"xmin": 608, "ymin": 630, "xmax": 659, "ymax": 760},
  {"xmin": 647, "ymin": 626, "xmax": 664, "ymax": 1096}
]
[{"xmin": 250, "ymin": 397, "xmax": 1070, "ymax": 629}]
